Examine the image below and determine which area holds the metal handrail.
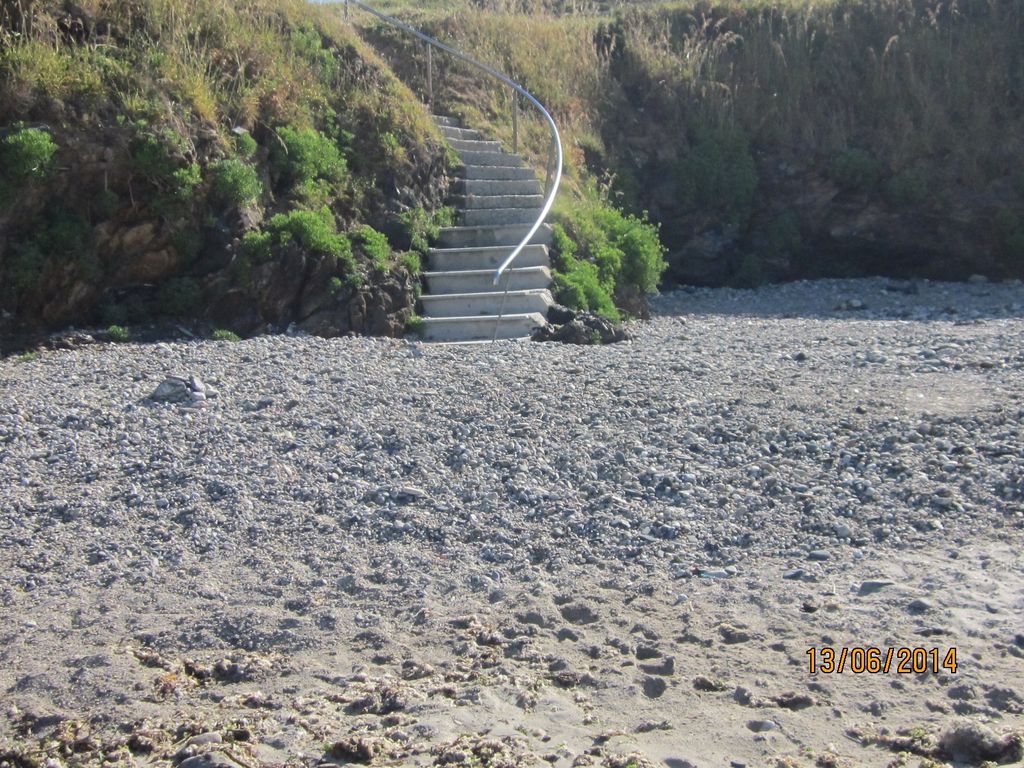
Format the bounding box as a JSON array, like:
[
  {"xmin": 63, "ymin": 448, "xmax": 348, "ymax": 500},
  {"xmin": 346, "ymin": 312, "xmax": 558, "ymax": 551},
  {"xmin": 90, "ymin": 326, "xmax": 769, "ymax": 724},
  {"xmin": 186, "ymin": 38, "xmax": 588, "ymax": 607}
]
[{"xmin": 337, "ymin": 0, "xmax": 563, "ymax": 293}]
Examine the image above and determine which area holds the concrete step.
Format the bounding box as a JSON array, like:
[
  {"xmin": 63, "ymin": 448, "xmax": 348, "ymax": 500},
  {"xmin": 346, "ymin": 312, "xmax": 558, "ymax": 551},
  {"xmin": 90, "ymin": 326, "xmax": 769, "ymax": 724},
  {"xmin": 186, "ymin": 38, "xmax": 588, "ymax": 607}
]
[
  {"xmin": 439, "ymin": 125, "xmax": 482, "ymax": 141},
  {"xmin": 461, "ymin": 165, "xmax": 538, "ymax": 181},
  {"xmin": 448, "ymin": 138, "xmax": 503, "ymax": 153},
  {"xmin": 420, "ymin": 288, "xmax": 554, "ymax": 318},
  {"xmin": 458, "ymin": 150, "xmax": 523, "ymax": 167},
  {"xmin": 438, "ymin": 223, "xmax": 553, "ymax": 249},
  {"xmin": 454, "ymin": 178, "xmax": 544, "ymax": 196},
  {"xmin": 461, "ymin": 207, "xmax": 542, "ymax": 226},
  {"xmin": 433, "ymin": 115, "xmax": 461, "ymax": 127},
  {"xmin": 428, "ymin": 244, "xmax": 550, "ymax": 271},
  {"xmin": 424, "ymin": 266, "xmax": 551, "ymax": 294},
  {"xmin": 419, "ymin": 312, "xmax": 546, "ymax": 342},
  {"xmin": 459, "ymin": 194, "xmax": 545, "ymax": 210}
]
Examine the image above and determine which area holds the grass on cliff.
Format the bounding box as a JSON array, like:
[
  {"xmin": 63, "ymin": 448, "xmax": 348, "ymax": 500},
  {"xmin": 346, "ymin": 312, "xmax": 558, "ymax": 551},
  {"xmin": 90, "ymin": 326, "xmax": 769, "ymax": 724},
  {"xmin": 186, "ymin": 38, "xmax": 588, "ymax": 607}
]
[
  {"xmin": 364, "ymin": 0, "xmax": 1024, "ymax": 285},
  {"xmin": 0, "ymin": 0, "xmax": 449, "ymax": 328}
]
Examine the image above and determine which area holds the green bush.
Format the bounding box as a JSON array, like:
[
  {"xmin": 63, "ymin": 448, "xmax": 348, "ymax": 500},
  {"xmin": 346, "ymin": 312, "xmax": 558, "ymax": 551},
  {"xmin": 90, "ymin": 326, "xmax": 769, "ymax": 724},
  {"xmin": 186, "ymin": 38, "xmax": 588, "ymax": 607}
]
[
  {"xmin": 241, "ymin": 230, "xmax": 274, "ymax": 263},
  {"xmin": 265, "ymin": 207, "xmax": 352, "ymax": 263},
  {"xmin": 210, "ymin": 158, "xmax": 262, "ymax": 207},
  {"xmin": 172, "ymin": 229, "xmax": 202, "ymax": 260},
  {"xmin": 764, "ymin": 211, "xmax": 802, "ymax": 258},
  {"xmin": 37, "ymin": 212, "xmax": 91, "ymax": 254},
  {"xmin": 829, "ymin": 148, "xmax": 883, "ymax": 193},
  {"xmin": 170, "ymin": 163, "xmax": 201, "ymax": 201},
  {"xmin": 398, "ymin": 251, "xmax": 421, "ymax": 275},
  {"xmin": 130, "ymin": 125, "xmax": 187, "ymax": 181},
  {"xmin": 0, "ymin": 127, "xmax": 58, "ymax": 182},
  {"xmin": 551, "ymin": 198, "xmax": 666, "ymax": 318},
  {"xmin": 234, "ymin": 131, "xmax": 258, "ymax": 159},
  {"xmin": 731, "ymin": 253, "xmax": 764, "ymax": 289},
  {"xmin": 352, "ymin": 224, "xmax": 391, "ymax": 270},
  {"xmin": 995, "ymin": 210, "xmax": 1024, "ymax": 260},
  {"xmin": 244, "ymin": 207, "xmax": 358, "ymax": 279},
  {"xmin": 275, "ymin": 126, "xmax": 347, "ymax": 187},
  {"xmin": 884, "ymin": 169, "xmax": 928, "ymax": 207},
  {"xmin": 107, "ymin": 324, "xmax": 131, "ymax": 342},
  {"xmin": 398, "ymin": 206, "xmax": 454, "ymax": 253},
  {"xmin": 406, "ymin": 313, "xmax": 426, "ymax": 334},
  {"xmin": 8, "ymin": 241, "xmax": 46, "ymax": 291},
  {"xmin": 676, "ymin": 125, "xmax": 758, "ymax": 226},
  {"xmin": 157, "ymin": 277, "xmax": 202, "ymax": 316},
  {"xmin": 212, "ymin": 329, "xmax": 241, "ymax": 342},
  {"xmin": 553, "ymin": 257, "xmax": 621, "ymax": 321}
]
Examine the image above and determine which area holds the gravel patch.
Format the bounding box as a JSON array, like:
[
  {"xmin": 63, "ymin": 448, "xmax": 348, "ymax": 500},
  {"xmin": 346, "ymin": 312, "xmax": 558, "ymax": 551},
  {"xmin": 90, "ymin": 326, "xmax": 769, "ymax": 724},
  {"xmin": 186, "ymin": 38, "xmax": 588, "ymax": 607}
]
[{"xmin": 0, "ymin": 277, "xmax": 1021, "ymax": 767}]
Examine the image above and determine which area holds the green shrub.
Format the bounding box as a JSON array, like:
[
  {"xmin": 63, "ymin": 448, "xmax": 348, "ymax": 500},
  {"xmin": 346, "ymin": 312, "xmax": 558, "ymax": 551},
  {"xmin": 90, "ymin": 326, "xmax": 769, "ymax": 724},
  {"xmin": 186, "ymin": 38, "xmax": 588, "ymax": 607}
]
[
  {"xmin": 241, "ymin": 231, "xmax": 273, "ymax": 264},
  {"xmin": 0, "ymin": 127, "xmax": 58, "ymax": 182},
  {"xmin": 265, "ymin": 207, "xmax": 351, "ymax": 263},
  {"xmin": 398, "ymin": 251, "xmax": 421, "ymax": 275},
  {"xmin": 552, "ymin": 198, "xmax": 666, "ymax": 316},
  {"xmin": 129, "ymin": 124, "xmax": 200, "ymax": 208},
  {"xmin": 884, "ymin": 169, "xmax": 928, "ymax": 207},
  {"xmin": 731, "ymin": 253, "xmax": 764, "ymax": 289},
  {"xmin": 829, "ymin": 148, "xmax": 883, "ymax": 193},
  {"xmin": 553, "ymin": 257, "xmax": 621, "ymax": 321},
  {"xmin": 328, "ymin": 276, "xmax": 344, "ymax": 296},
  {"xmin": 170, "ymin": 163, "xmax": 201, "ymax": 201},
  {"xmin": 398, "ymin": 206, "xmax": 454, "ymax": 253},
  {"xmin": 130, "ymin": 125, "xmax": 186, "ymax": 181},
  {"xmin": 764, "ymin": 211, "xmax": 802, "ymax": 258},
  {"xmin": 172, "ymin": 229, "xmax": 202, "ymax": 260},
  {"xmin": 8, "ymin": 241, "xmax": 46, "ymax": 291},
  {"xmin": 995, "ymin": 210, "xmax": 1024, "ymax": 260},
  {"xmin": 275, "ymin": 126, "xmax": 347, "ymax": 187},
  {"xmin": 95, "ymin": 188, "xmax": 120, "ymax": 218},
  {"xmin": 37, "ymin": 212, "xmax": 91, "ymax": 254},
  {"xmin": 406, "ymin": 313, "xmax": 425, "ymax": 334},
  {"xmin": 676, "ymin": 125, "xmax": 758, "ymax": 226},
  {"xmin": 352, "ymin": 224, "xmax": 391, "ymax": 270},
  {"xmin": 212, "ymin": 329, "xmax": 241, "ymax": 342},
  {"xmin": 107, "ymin": 324, "xmax": 131, "ymax": 342},
  {"xmin": 157, "ymin": 277, "xmax": 202, "ymax": 316},
  {"xmin": 234, "ymin": 131, "xmax": 258, "ymax": 159},
  {"xmin": 244, "ymin": 207, "xmax": 358, "ymax": 279},
  {"xmin": 210, "ymin": 158, "xmax": 262, "ymax": 207}
]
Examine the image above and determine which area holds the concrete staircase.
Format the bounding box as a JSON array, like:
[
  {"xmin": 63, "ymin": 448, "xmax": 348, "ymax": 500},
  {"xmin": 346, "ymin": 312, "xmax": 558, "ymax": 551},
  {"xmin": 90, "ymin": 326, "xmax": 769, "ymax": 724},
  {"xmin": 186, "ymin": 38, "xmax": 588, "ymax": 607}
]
[{"xmin": 419, "ymin": 115, "xmax": 554, "ymax": 343}]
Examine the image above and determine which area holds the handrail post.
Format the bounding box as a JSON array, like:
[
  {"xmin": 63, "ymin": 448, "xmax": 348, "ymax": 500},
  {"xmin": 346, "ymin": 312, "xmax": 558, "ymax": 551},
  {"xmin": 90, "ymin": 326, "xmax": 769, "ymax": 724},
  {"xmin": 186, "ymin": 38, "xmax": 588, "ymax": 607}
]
[
  {"xmin": 426, "ymin": 44, "xmax": 433, "ymax": 111},
  {"xmin": 512, "ymin": 90, "xmax": 519, "ymax": 155}
]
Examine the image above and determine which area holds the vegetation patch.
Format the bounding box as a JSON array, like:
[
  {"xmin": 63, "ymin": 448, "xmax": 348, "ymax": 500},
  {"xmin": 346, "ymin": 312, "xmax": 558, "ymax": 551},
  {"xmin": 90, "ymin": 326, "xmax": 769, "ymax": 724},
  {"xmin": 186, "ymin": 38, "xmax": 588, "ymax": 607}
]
[
  {"xmin": 551, "ymin": 193, "xmax": 667, "ymax": 319},
  {"xmin": 210, "ymin": 158, "xmax": 262, "ymax": 208}
]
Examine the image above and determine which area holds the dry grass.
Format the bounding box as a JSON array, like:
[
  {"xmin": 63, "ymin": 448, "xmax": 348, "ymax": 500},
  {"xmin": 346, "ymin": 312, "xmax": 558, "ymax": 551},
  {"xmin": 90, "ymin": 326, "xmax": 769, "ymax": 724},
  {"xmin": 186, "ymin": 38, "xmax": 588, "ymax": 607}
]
[{"xmin": 362, "ymin": 0, "xmax": 1024, "ymax": 197}]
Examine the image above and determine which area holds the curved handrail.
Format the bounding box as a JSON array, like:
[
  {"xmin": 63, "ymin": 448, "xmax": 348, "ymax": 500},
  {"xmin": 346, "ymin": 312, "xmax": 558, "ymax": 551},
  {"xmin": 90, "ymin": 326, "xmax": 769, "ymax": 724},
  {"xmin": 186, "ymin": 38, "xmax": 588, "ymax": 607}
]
[{"xmin": 337, "ymin": 0, "xmax": 563, "ymax": 289}]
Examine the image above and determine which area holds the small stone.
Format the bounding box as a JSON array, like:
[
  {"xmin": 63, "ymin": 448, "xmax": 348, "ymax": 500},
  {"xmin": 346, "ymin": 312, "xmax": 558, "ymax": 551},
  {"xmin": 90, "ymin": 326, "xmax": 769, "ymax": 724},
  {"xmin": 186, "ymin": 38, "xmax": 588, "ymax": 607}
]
[
  {"xmin": 734, "ymin": 686, "xmax": 753, "ymax": 705},
  {"xmin": 699, "ymin": 569, "xmax": 730, "ymax": 579},
  {"xmin": 639, "ymin": 656, "xmax": 675, "ymax": 676},
  {"xmin": 746, "ymin": 719, "xmax": 778, "ymax": 733},
  {"xmin": 693, "ymin": 675, "xmax": 728, "ymax": 692},
  {"xmin": 808, "ymin": 550, "xmax": 831, "ymax": 561},
  {"xmin": 184, "ymin": 733, "xmax": 223, "ymax": 748},
  {"xmin": 858, "ymin": 580, "xmax": 894, "ymax": 596},
  {"xmin": 782, "ymin": 568, "xmax": 805, "ymax": 580},
  {"xmin": 907, "ymin": 598, "xmax": 934, "ymax": 614},
  {"xmin": 178, "ymin": 754, "xmax": 244, "ymax": 768}
]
